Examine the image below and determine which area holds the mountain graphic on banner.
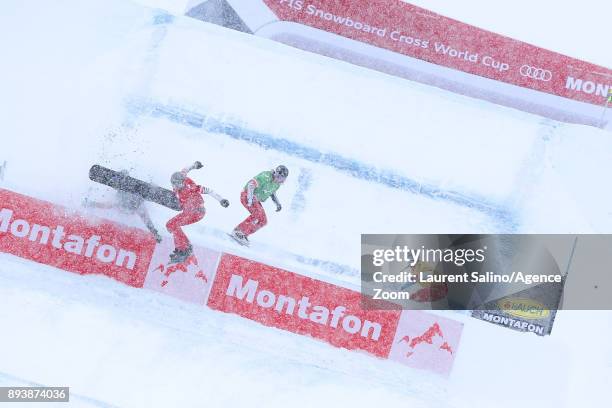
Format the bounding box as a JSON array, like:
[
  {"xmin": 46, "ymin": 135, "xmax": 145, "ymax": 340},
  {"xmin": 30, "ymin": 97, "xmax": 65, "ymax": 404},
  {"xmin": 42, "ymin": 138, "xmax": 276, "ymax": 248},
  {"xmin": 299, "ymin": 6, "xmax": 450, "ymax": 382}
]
[{"xmin": 398, "ymin": 322, "xmax": 453, "ymax": 357}]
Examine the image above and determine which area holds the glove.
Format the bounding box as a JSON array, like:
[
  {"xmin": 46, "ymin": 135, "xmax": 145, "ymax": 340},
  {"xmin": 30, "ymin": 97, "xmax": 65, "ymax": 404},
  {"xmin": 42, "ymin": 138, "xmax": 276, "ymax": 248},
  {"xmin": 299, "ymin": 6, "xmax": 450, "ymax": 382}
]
[
  {"xmin": 275, "ymin": 203, "xmax": 282, "ymax": 212},
  {"xmin": 193, "ymin": 161, "xmax": 203, "ymax": 169},
  {"xmin": 220, "ymin": 199, "xmax": 230, "ymax": 208}
]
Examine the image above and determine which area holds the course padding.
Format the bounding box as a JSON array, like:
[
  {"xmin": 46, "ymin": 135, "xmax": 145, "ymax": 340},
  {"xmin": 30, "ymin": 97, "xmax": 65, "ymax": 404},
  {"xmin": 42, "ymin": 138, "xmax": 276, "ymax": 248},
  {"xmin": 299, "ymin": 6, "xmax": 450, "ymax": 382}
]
[
  {"xmin": 0, "ymin": 188, "xmax": 462, "ymax": 375},
  {"xmin": 187, "ymin": 0, "xmax": 612, "ymax": 128},
  {"xmin": 0, "ymin": 189, "xmax": 156, "ymax": 287}
]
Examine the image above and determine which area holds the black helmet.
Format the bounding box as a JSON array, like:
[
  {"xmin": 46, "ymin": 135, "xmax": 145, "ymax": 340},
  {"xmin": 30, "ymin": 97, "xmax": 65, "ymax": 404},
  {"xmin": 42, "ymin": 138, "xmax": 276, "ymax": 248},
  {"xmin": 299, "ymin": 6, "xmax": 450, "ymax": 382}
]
[{"xmin": 273, "ymin": 165, "xmax": 289, "ymax": 180}]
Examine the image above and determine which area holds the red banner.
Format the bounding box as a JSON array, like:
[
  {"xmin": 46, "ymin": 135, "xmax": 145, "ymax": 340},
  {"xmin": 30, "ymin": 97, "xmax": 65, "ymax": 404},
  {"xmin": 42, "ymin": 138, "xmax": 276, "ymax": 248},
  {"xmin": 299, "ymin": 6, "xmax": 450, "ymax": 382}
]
[
  {"xmin": 208, "ymin": 253, "xmax": 402, "ymax": 357},
  {"xmin": 0, "ymin": 189, "xmax": 156, "ymax": 287},
  {"xmin": 262, "ymin": 0, "xmax": 611, "ymax": 106},
  {"xmin": 187, "ymin": 1, "xmax": 612, "ymax": 126},
  {"xmin": 0, "ymin": 188, "xmax": 463, "ymax": 375}
]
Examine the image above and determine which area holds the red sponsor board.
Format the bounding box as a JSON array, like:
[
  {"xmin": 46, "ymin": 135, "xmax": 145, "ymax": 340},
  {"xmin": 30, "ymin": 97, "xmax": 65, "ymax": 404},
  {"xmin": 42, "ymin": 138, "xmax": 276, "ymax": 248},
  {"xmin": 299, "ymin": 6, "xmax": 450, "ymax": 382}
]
[
  {"xmin": 187, "ymin": 1, "xmax": 612, "ymax": 126},
  {"xmin": 0, "ymin": 189, "xmax": 156, "ymax": 287},
  {"xmin": 207, "ymin": 253, "xmax": 401, "ymax": 358},
  {"xmin": 0, "ymin": 188, "xmax": 464, "ymax": 374},
  {"xmin": 262, "ymin": 0, "xmax": 611, "ymax": 106}
]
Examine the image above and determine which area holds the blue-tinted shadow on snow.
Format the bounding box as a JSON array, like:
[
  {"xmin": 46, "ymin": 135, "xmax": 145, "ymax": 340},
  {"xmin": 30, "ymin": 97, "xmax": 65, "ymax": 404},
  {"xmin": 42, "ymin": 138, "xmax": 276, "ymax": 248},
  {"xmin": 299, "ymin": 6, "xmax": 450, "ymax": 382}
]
[
  {"xmin": 127, "ymin": 99, "xmax": 517, "ymax": 231},
  {"xmin": 152, "ymin": 9, "xmax": 174, "ymax": 25},
  {"xmin": 290, "ymin": 168, "xmax": 312, "ymax": 215}
]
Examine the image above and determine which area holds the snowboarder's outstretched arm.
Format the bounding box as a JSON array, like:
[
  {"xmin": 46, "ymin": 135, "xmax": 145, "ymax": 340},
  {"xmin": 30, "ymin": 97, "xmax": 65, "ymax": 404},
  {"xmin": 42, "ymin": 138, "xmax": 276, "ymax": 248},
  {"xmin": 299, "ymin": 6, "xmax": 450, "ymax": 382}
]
[
  {"xmin": 202, "ymin": 186, "xmax": 229, "ymax": 207},
  {"xmin": 180, "ymin": 161, "xmax": 203, "ymax": 175},
  {"xmin": 271, "ymin": 193, "xmax": 282, "ymax": 212}
]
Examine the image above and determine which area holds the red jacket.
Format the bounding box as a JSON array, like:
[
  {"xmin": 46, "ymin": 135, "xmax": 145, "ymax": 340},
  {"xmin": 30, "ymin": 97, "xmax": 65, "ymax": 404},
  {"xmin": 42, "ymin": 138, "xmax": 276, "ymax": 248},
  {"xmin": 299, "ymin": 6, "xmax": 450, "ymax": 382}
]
[{"xmin": 175, "ymin": 178, "xmax": 205, "ymax": 211}]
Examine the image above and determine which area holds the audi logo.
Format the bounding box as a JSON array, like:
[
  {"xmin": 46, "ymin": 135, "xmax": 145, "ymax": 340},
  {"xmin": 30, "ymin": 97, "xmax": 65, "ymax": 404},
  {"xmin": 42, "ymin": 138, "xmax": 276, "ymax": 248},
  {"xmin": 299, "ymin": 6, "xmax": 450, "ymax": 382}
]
[{"xmin": 519, "ymin": 65, "xmax": 553, "ymax": 81}]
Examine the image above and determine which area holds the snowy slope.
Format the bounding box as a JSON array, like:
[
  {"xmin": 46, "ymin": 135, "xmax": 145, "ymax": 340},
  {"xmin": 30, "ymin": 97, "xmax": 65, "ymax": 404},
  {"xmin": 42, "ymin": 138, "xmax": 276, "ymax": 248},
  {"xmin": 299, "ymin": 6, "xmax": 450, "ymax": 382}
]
[
  {"xmin": 1, "ymin": 253, "xmax": 610, "ymax": 408},
  {"xmin": 0, "ymin": 253, "xmax": 443, "ymax": 408},
  {"xmin": 1, "ymin": 0, "xmax": 611, "ymax": 407}
]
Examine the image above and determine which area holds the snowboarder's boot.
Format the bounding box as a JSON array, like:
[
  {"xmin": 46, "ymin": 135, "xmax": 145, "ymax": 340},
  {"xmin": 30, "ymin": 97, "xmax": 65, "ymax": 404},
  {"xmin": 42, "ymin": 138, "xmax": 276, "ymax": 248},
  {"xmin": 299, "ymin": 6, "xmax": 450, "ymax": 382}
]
[
  {"xmin": 169, "ymin": 251, "xmax": 181, "ymax": 263},
  {"xmin": 182, "ymin": 244, "xmax": 193, "ymax": 258},
  {"xmin": 169, "ymin": 244, "xmax": 193, "ymax": 264},
  {"xmin": 169, "ymin": 247, "xmax": 181, "ymax": 259}
]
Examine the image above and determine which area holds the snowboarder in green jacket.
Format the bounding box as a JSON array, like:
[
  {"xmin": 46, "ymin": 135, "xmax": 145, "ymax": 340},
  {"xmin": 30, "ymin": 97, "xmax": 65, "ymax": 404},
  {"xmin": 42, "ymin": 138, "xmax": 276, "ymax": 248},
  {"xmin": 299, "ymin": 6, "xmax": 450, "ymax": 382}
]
[{"xmin": 230, "ymin": 165, "xmax": 288, "ymax": 246}]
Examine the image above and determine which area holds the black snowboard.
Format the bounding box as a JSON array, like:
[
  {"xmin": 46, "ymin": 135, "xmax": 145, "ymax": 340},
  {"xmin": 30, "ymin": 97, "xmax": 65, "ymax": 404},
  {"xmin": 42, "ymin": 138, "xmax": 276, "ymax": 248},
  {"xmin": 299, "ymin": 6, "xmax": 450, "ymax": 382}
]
[{"xmin": 88, "ymin": 165, "xmax": 181, "ymax": 211}]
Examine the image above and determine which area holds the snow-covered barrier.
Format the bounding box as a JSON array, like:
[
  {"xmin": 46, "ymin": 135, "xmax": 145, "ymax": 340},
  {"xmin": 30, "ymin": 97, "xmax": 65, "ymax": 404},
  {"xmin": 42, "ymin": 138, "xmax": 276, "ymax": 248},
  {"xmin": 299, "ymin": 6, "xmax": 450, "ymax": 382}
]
[
  {"xmin": 0, "ymin": 188, "xmax": 463, "ymax": 375},
  {"xmin": 0, "ymin": 189, "xmax": 156, "ymax": 287},
  {"xmin": 186, "ymin": 0, "xmax": 612, "ymax": 128}
]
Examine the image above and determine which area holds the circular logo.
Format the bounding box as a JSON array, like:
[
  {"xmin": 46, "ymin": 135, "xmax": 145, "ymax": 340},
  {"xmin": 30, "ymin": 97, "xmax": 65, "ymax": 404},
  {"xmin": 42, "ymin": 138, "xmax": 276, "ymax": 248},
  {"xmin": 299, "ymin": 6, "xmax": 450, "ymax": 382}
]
[{"xmin": 519, "ymin": 65, "xmax": 553, "ymax": 81}]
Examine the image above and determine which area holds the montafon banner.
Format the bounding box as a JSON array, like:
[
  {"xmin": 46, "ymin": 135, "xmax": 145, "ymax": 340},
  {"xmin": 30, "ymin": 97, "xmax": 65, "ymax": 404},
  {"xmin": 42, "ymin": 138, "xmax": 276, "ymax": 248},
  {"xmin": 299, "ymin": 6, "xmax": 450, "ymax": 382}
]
[
  {"xmin": 186, "ymin": 0, "xmax": 612, "ymax": 128},
  {"xmin": 0, "ymin": 188, "xmax": 464, "ymax": 376}
]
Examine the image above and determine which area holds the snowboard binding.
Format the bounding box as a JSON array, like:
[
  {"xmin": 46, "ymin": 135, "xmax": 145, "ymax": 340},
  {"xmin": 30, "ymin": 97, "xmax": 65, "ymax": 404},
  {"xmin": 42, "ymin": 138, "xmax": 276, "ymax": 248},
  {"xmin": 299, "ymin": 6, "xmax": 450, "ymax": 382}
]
[
  {"xmin": 228, "ymin": 230, "xmax": 249, "ymax": 247},
  {"xmin": 169, "ymin": 244, "xmax": 193, "ymax": 264}
]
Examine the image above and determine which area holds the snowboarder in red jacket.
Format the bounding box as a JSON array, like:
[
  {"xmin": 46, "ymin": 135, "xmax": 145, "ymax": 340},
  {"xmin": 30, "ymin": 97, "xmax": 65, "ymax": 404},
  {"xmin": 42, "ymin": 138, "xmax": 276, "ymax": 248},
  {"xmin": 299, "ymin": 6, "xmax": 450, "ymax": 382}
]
[
  {"xmin": 167, "ymin": 161, "xmax": 229, "ymax": 262},
  {"xmin": 230, "ymin": 165, "xmax": 288, "ymax": 246}
]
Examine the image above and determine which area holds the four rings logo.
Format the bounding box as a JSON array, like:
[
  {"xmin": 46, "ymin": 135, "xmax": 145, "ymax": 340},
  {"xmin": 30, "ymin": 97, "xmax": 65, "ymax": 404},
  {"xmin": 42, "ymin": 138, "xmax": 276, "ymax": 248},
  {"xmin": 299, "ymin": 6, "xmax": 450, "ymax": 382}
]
[{"xmin": 519, "ymin": 65, "xmax": 553, "ymax": 81}]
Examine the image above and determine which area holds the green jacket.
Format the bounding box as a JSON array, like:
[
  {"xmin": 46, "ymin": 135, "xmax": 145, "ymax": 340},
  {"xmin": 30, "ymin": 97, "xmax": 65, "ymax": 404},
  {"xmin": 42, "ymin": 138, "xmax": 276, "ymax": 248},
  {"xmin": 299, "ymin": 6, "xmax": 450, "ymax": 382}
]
[{"xmin": 246, "ymin": 171, "xmax": 281, "ymax": 202}]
